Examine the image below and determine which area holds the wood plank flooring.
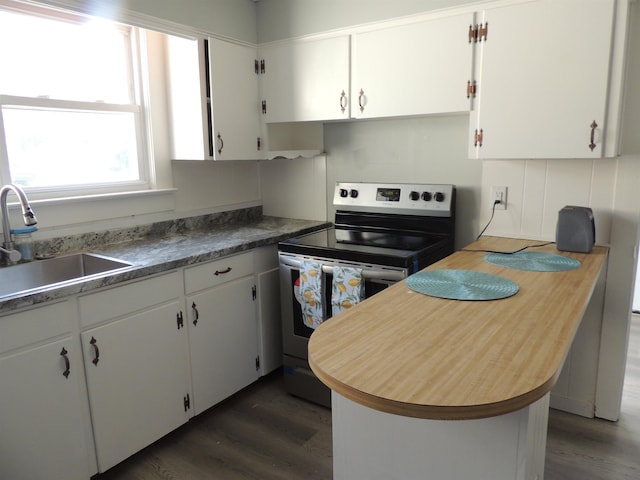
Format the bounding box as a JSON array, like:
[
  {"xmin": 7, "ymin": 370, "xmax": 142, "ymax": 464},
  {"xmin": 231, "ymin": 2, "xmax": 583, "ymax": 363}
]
[{"xmin": 98, "ymin": 316, "xmax": 640, "ymax": 480}]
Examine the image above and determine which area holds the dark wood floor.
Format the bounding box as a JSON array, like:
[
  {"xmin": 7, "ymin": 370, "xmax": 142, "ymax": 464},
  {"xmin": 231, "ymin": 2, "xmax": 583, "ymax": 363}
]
[{"xmin": 99, "ymin": 316, "xmax": 640, "ymax": 480}]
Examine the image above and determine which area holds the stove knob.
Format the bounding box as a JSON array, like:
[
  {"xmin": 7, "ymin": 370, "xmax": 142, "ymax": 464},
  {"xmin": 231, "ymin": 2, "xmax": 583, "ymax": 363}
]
[
  {"xmin": 339, "ymin": 188, "xmax": 349, "ymax": 198},
  {"xmin": 409, "ymin": 191, "xmax": 420, "ymax": 201},
  {"xmin": 421, "ymin": 191, "xmax": 432, "ymax": 201},
  {"xmin": 349, "ymin": 189, "xmax": 359, "ymax": 198},
  {"xmin": 434, "ymin": 192, "xmax": 445, "ymax": 202}
]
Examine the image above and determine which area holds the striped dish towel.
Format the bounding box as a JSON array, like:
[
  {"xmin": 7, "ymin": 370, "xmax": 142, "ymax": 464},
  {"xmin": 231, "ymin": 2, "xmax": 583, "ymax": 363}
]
[
  {"xmin": 331, "ymin": 266, "xmax": 364, "ymax": 316},
  {"xmin": 298, "ymin": 260, "xmax": 325, "ymax": 329}
]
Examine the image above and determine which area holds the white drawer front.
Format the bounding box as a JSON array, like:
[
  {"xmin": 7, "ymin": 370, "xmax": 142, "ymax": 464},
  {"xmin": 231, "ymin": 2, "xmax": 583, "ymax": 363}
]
[
  {"xmin": 79, "ymin": 271, "xmax": 182, "ymax": 328},
  {"xmin": 184, "ymin": 251, "xmax": 254, "ymax": 294},
  {"xmin": 0, "ymin": 301, "xmax": 72, "ymax": 354}
]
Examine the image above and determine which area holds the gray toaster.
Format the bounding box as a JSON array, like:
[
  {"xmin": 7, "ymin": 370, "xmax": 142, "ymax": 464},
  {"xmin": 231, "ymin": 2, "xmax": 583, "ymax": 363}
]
[{"xmin": 556, "ymin": 206, "xmax": 595, "ymax": 253}]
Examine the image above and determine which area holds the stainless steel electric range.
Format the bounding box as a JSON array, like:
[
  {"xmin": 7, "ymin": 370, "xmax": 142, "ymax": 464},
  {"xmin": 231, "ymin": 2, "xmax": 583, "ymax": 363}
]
[{"xmin": 278, "ymin": 182, "xmax": 456, "ymax": 407}]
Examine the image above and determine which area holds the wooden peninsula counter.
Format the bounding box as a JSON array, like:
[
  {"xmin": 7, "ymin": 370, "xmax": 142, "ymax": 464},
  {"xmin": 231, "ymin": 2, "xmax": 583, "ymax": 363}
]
[{"xmin": 308, "ymin": 236, "xmax": 608, "ymax": 480}]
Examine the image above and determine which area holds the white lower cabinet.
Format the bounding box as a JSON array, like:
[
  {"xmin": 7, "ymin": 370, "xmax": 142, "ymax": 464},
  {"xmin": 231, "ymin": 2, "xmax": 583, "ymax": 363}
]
[
  {"xmin": 0, "ymin": 301, "xmax": 90, "ymax": 480},
  {"xmin": 80, "ymin": 272, "xmax": 191, "ymax": 473},
  {"xmin": 0, "ymin": 246, "xmax": 283, "ymax": 475},
  {"xmin": 185, "ymin": 252, "xmax": 259, "ymax": 414}
]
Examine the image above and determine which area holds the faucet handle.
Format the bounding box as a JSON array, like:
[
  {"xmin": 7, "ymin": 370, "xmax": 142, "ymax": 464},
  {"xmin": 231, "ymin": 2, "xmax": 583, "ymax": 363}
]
[{"xmin": 0, "ymin": 246, "xmax": 22, "ymax": 265}]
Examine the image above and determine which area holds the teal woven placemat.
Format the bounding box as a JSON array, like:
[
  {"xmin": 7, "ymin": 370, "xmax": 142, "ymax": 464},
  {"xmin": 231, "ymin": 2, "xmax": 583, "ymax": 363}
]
[
  {"xmin": 484, "ymin": 251, "xmax": 581, "ymax": 272},
  {"xmin": 406, "ymin": 269, "xmax": 519, "ymax": 301}
]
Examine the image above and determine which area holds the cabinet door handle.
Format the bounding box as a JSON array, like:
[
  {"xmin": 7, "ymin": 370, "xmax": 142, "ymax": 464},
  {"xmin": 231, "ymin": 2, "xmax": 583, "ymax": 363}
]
[
  {"xmin": 589, "ymin": 120, "xmax": 598, "ymax": 151},
  {"xmin": 339, "ymin": 90, "xmax": 347, "ymax": 113},
  {"xmin": 214, "ymin": 267, "xmax": 232, "ymax": 276},
  {"xmin": 192, "ymin": 301, "xmax": 199, "ymax": 326},
  {"xmin": 216, "ymin": 132, "xmax": 224, "ymax": 155},
  {"xmin": 60, "ymin": 347, "xmax": 70, "ymax": 378},
  {"xmin": 358, "ymin": 89, "xmax": 365, "ymax": 113},
  {"xmin": 89, "ymin": 336, "xmax": 100, "ymax": 366}
]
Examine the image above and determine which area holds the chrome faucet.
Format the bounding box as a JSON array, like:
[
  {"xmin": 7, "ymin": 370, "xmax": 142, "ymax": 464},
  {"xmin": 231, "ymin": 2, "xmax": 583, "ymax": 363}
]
[{"xmin": 1, "ymin": 184, "xmax": 37, "ymax": 265}]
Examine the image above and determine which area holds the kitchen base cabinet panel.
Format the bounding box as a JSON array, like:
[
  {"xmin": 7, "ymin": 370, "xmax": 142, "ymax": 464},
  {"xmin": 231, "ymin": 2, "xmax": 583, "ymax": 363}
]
[
  {"xmin": 82, "ymin": 300, "xmax": 191, "ymax": 473},
  {"xmin": 0, "ymin": 338, "xmax": 89, "ymax": 480},
  {"xmin": 332, "ymin": 391, "xmax": 549, "ymax": 480},
  {"xmin": 188, "ymin": 275, "xmax": 259, "ymax": 415}
]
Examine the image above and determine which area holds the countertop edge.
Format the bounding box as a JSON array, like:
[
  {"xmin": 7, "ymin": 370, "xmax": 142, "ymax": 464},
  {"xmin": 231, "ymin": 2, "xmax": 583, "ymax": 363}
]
[{"xmin": 0, "ymin": 217, "xmax": 330, "ymax": 314}]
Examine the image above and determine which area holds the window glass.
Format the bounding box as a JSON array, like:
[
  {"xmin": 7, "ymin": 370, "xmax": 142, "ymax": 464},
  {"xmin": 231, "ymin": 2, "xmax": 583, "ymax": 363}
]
[
  {"xmin": 0, "ymin": 10, "xmax": 133, "ymax": 104},
  {"xmin": 3, "ymin": 106, "xmax": 139, "ymax": 188},
  {"xmin": 0, "ymin": 5, "xmax": 147, "ymax": 192}
]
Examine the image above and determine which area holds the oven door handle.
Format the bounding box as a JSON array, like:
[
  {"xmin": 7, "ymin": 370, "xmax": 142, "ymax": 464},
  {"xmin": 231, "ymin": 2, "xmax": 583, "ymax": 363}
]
[{"xmin": 279, "ymin": 255, "xmax": 406, "ymax": 282}]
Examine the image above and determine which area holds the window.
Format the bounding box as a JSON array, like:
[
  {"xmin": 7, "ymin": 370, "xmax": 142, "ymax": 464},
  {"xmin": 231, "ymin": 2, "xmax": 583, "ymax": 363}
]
[{"xmin": 0, "ymin": 2, "xmax": 150, "ymax": 194}]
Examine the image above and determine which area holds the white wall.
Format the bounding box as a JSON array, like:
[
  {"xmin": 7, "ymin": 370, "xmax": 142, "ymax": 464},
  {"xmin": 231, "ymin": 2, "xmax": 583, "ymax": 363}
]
[{"xmin": 256, "ymin": 0, "xmax": 474, "ymax": 42}]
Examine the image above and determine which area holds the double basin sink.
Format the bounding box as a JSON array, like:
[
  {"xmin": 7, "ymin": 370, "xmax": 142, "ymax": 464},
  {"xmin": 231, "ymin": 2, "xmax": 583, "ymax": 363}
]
[{"xmin": 0, "ymin": 253, "xmax": 133, "ymax": 299}]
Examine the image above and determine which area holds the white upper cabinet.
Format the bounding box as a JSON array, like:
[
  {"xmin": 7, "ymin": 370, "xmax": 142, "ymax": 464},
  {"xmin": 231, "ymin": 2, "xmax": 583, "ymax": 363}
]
[
  {"xmin": 352, "ymin": 13, "xmax": 474, "ymax": 119},
  {"xmin": 167, "ymin": 36, "xmax": 261, "ymax": 160},
  {"xmin": 208, "ymin": 38, "xmax": 262, "ymax": 159},
  {"xmin": 469, "ymin": 0, "xmax": 618, "ymax": 159},
  {"xmin": 259, "ymin": 35, "xmax": 351, "ymax": 123}
]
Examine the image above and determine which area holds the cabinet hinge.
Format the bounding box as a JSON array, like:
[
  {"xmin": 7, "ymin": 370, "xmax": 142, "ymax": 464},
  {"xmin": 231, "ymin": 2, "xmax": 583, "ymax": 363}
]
[
  {"xmin": 261, "ymin": 100, "xmax": 267, "ymax": 114},
  {"xmin": 479, "ymin": 22, "xmax": 488, "ymax": 42},
  {"xmin": 467, "ymin": 80, "xmax": 477, "ymax": 99},
  {"xmin": 255, "ymin": 356, "xmax": 260, "ymax": 371},
  {"xmin": 254, "ymin": 59, "xmax": 259, "ymax": 74},
  {"xmin": 177, "ymin": 311, "xmax": 184, "ymax": 330},
  {"xmin": 468, "ymin": 22, "xmax": 488, "ymax": 43},
  {"xmin": 257, "ymin": 137, "xmax": 261, "ymax": 151},
  {"xmin": 474, "ymin": 128, "xmax": 484, "ymax": 147},
  {"xmin": 252, "ymin": 285, "xmax": 257, "ymax": 301},
  {"xmin": 183, "ymin": 393, "xmax": 191, "ymax": 412},
  {"xmin": 260, "ymin": 59, "xmax": 265, "ymax": 74}
]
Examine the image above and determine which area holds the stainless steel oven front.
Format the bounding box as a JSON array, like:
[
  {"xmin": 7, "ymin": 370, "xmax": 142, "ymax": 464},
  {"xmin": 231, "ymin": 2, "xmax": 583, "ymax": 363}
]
[{"xmin": 278, "ymin": 251, "xmax": 407, "ymax": 407}]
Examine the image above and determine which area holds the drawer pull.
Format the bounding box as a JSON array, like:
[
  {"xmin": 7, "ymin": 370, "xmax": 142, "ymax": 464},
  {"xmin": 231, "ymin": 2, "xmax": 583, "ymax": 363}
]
[
  {"xmin": 90, "ymin": 336, "xmax": 100, "ymax": 366},
  {"xmin": 214, "ymin": 267, "xmax": 232, "ymax": 276},
  {"xmin": 60, "ymin": 347, "xmax": 70, "ymax": 378},
  {"xmin": 589, "ymin": 120, "xmax": 598, "ymax": 151},
  {"xmin": 192, "ymin": 301, "xmax": 199, "ymax": 326}
]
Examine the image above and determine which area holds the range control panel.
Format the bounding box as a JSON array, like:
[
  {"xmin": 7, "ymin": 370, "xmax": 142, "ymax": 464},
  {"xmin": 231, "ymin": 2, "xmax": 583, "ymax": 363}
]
[{"xmin": 333, "ymin": 182, "xmax": 455, "ymax": 217}]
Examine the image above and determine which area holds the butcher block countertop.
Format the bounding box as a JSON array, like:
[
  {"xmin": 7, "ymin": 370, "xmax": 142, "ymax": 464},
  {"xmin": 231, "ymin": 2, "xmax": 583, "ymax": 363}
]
[{"xmin": 308, "ymin": 236, "xmax": 608, "ymax": 420}]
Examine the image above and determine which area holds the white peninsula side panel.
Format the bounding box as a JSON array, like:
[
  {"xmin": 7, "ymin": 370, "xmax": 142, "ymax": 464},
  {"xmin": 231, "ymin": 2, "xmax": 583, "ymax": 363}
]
[{"xmin": 332, "ymin": 392, "xmax": 550, "ymax": 480}]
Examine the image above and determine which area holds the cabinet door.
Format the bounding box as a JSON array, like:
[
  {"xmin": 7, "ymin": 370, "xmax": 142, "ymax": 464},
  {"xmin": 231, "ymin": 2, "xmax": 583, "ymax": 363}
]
[
  {"xmin": 260, "ymin": 35, "xmax": 350, "ymax": 122},
  {"xmin": 188, "ymin": 275, "xmax": 259, "ymax": 414},
  {"xmin": 352, "ymin": 13, "xmax": 474, "ymax": 119},
  {"xmin": 0, "ymin": 338, "xmax": 89, "ymax": 480},
  {"xmin": 209, "ymin": 38, "xmax": 261, "ymax": 160},
  {"xmin": 82, "ymin": 300, "xmax": 191, "ymax": 472},
  {"xmin": 469, "ymin": 0, "xmax": 615, "ymax": 159},
  {"xmin": 167, "ymin": 36, "xmax": 260, "ymax": 160}
]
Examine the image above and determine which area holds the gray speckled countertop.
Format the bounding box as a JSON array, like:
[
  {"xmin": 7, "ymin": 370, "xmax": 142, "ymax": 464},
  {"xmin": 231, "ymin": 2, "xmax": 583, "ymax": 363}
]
[{"xmin": 0, "ymin": 213, "xmax": 329, "ymax": 314}]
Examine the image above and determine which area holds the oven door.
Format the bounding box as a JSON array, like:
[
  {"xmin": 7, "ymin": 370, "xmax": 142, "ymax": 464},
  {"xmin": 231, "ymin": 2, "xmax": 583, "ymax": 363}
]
[{"xmin": 278, "ymin": 252, "xmax": 406, "ymax": 360}]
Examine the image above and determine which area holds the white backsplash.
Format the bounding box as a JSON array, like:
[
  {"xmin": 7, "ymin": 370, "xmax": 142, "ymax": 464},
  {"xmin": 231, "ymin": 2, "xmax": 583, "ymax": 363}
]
[{"xmin": 481, "ymin": 158, "xmax": 618, "ymax": 245}]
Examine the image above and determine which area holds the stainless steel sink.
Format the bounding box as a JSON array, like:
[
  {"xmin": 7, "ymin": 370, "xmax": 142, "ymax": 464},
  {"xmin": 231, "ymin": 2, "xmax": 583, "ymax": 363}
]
[{"xmin": 0, "ymin": 253, "xmax": 133, "ymax": 298}]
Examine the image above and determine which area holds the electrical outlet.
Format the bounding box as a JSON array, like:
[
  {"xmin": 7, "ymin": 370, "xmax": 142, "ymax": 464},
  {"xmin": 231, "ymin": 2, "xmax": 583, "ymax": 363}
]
[{"xmin": 491, "ymin": 186, "xmax": 507, "ymax": 210}]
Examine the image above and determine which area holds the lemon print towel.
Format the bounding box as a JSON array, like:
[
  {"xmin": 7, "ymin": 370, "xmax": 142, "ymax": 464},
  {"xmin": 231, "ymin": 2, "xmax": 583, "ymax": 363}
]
[
  {"xmin": 331, "ymin": 266, "xmax": 364, "ymax": 316},
  {"xmin": 299, "ymin": 260, "xmax": 324, "ymax": 329}
]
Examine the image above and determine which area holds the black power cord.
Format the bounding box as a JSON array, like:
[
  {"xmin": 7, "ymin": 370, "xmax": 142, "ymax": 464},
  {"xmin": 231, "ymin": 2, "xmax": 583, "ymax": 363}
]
[
  {"xmin": 470, "ymin": 199, "xmax": 554, "ymax": 254},
  {"xmin": 476, "ymin": 199, "xmax": 501, "ymax": 241}
]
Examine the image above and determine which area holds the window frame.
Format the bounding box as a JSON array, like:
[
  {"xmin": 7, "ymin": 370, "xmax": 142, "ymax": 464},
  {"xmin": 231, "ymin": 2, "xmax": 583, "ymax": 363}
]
[{"xmin": 0, "ymin": 0, "xmax": 153, "ymax": 198}]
